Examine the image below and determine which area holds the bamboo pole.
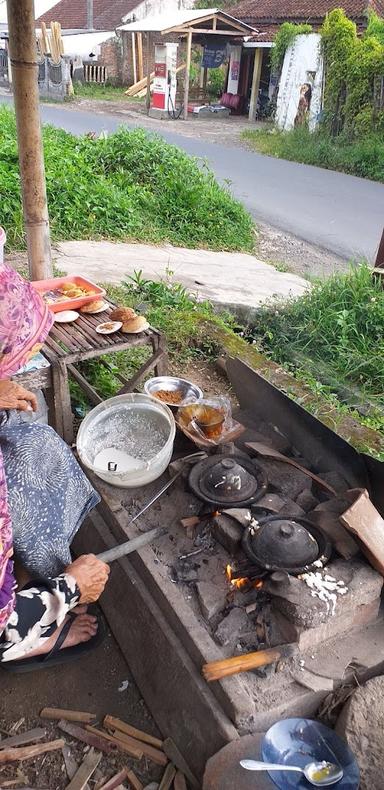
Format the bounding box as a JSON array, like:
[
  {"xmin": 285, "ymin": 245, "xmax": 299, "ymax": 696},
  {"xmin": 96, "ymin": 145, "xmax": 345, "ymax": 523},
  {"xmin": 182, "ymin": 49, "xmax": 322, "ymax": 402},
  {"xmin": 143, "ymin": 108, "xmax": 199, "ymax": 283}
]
[
  {"xmin": 6, "ymin": 0, "xmax": 52, "ymax": 279},
  {"xmin": 183, "ymin": 31, "xmax": 192, "ymax": 121},
  {"xmin": 248, "ymin": 48, "xmax": 263, "ymax": 122},
  {"xmin": 146, "ymin": 32, "xmax": 151, "ymax": 113}
]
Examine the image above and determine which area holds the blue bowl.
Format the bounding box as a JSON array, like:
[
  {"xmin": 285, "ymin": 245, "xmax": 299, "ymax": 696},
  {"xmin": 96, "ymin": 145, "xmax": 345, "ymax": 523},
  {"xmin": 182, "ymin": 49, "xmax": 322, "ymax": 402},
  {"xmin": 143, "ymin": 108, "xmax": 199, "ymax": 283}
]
[{"xmin": 262, "ymin": 718, "xmax": 359, "ymax": 789}]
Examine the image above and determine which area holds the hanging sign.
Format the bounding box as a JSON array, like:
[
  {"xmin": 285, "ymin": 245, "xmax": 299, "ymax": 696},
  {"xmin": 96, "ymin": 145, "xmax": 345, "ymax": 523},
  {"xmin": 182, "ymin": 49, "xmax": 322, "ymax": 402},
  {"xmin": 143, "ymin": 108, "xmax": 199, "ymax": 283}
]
[{"xmin": 202, "ymin": 44, "xmax": 226, "ymax": 69}]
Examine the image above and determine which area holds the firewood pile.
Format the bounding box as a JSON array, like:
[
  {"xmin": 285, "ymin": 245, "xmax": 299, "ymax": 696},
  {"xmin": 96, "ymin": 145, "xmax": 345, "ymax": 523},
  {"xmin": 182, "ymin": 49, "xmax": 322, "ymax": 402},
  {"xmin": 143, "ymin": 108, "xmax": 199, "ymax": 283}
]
[{"xmin": 0, "ymin": 708, "xmax": 196, "ymax": 790}]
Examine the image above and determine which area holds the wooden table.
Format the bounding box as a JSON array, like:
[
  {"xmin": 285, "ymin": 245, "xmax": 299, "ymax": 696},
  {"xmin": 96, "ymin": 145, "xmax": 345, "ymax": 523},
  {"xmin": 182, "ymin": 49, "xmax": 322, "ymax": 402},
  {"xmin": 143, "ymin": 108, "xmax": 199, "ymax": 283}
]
[{"xmin": 13, "ymin": 302, "xmax": 167, "ymax": 444}]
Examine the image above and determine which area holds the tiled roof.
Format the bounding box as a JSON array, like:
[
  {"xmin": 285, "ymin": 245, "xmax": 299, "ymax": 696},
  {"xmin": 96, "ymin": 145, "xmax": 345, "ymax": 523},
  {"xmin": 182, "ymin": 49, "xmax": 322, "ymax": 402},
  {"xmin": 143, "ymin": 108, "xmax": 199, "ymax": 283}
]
[
  {"xmin": 37, "ymin": 0, "xmax": 138, "ymax": 30},
  {"xmin": 229, "ymin": 0, "xmax": 384, "ymax": 25}
]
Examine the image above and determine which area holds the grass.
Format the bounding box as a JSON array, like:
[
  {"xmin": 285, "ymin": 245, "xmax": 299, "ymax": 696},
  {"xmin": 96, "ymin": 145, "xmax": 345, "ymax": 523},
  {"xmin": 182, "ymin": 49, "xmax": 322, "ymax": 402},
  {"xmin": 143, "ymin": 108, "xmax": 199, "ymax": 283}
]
[
  {"xmin": 0, "ymin": 105, "xmax": 254, "ymax": 252},
  {"xmin": 242, "ymin": 126, "xmax": 384, "ymax": 182},
  {"xmin": 242, "ymin": 264, "xmax": 384, "ymax": 435},
  {"xmin": 72, "ymin": 82, "xmax": 144, "ymax": 102}
]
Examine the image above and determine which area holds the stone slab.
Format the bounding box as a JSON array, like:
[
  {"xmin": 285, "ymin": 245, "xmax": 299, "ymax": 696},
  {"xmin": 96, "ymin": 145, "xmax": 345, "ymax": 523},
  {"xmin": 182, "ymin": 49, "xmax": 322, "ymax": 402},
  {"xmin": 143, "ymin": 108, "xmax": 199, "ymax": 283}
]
[
  {"xmin": 203, "ymin": 733, "xmax": 273, "ymax": 790},
  {"xmin": 271, "ymin": 559, "xmax": 383, "ymax": 630},
  {"xmin": 54, "ymin": 240, "xmax": 309, "ymax": 317},
  {"xmin": 73, "ymin": 513, "xmax": 238, "ymax": 780},
  {"xmin": 275, "ymin": 598, "xmax": 381, "ymax": 651},
  {"xmin": 336, "ymin": 676, "xmax": 384, "ymax": 790}
]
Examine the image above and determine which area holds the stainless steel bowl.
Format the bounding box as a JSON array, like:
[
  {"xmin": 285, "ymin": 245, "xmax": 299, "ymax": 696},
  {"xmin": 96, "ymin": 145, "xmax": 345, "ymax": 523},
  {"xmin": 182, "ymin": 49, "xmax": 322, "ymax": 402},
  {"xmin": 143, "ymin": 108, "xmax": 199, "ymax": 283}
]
[{"xmin": 144, "ymin": 376, "xmax": 203, "ymax": 408}]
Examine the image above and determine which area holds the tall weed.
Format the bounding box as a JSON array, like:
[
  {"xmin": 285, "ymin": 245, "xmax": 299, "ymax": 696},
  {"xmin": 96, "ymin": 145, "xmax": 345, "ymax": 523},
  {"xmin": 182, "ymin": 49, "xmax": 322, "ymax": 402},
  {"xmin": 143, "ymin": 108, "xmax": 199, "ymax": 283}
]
[{"xmin": 0, "ymin": 107, "xmax": 254, "ymax": 251}]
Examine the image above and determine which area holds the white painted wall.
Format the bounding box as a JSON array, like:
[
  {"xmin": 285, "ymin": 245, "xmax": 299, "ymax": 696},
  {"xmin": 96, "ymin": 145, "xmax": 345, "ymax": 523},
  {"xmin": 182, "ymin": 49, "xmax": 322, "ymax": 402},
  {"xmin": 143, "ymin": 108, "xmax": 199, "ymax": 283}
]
[
  {"xmin": 276, "ymin": 33, "xmax": 323, "ymax": 132},
  {"xmin": 123, "ymin": 0, "xmax": 195, "ymax": 24}
]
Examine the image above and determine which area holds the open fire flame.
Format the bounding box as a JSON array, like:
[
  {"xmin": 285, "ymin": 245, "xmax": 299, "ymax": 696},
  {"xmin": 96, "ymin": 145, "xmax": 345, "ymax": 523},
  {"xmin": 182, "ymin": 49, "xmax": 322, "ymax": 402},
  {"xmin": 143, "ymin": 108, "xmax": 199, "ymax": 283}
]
[{"xmin": 226, "ymin": 564, "xmax": 263, "ymax": 590}]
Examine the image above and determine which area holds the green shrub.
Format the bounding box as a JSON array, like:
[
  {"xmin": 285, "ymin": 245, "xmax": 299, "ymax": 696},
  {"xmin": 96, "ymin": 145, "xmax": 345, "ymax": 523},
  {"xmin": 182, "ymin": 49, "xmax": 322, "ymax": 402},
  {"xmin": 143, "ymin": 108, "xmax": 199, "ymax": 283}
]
[
  {"xmin": 244, "ymin": 264, "xmax": 384, "ymax": 414},
  {"xmin": 271, "ymin": 22, "xmax": 312, "ymax": 72},
  {"xmin": 0, "ymin": 106, "xmax": 254, "ymax": 252}
]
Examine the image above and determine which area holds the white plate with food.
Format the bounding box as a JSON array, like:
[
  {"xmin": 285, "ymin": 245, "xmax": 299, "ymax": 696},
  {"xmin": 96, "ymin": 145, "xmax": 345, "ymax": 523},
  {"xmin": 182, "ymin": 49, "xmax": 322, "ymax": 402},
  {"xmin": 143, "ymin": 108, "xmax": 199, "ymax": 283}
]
[
  {"xmin": 96, "ymin": 321, "xmax": 122, "ymax": 335},
  {"xmin": 80, "ymin": 300, "xmax": 109, "ymax": 315},
  {"xmin": 54, "ymin": 310, "xmax": 80, "ymax": 323},
  {"xmin": 122, "ymin": 318, "xmax": 150, "ymax": 334}
]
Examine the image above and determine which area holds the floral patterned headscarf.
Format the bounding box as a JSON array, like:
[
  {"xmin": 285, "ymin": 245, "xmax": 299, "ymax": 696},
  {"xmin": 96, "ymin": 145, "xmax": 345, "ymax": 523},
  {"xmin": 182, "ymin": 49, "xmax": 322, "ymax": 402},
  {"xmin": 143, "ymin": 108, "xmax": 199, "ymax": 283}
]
[{"xmin": 0, "ymin": 263, "xmax": 53, "ymax": 632}]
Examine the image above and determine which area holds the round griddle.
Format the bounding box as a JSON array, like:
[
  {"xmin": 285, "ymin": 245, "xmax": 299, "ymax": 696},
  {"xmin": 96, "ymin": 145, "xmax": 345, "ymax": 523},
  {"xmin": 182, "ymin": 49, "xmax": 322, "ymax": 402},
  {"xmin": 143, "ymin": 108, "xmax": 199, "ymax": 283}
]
[
  {"xmin": 242, "ymin": 515, "xmax": 332, "ymax": 575},
  {"xmin": 188, "ymin": 454, "xmax": 268, "ymax": 508}
]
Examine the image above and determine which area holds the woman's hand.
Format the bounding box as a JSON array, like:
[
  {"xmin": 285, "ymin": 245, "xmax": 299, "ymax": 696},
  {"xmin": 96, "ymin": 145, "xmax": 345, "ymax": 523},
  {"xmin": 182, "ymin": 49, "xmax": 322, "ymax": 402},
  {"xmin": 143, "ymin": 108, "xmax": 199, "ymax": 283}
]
[
  {"xmin": 0, "ymin": 380, "xmax": 38, "ymax": 412},
  {"xmin": 65, "ymin": 555, "xmax": 110, "ymax": 604}
]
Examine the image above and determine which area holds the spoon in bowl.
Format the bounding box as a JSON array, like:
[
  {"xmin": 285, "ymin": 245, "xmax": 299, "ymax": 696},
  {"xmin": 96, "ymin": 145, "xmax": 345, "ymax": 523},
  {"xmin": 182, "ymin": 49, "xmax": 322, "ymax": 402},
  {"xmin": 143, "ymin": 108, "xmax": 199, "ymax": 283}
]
[{"xmin": 240, "ymin": 759, "xmax": 343, "ymax": 786}]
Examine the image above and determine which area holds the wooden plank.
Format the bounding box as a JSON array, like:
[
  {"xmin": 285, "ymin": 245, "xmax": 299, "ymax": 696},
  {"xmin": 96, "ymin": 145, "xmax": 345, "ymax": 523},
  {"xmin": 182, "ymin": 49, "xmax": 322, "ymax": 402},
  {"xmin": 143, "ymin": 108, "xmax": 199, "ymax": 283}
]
[
  {"xmin": 0, "ymin": 728, "xmax": 46, "ymax": 749},
  {"xmin": 85, "ymin": 725, "xmax": 143, "ymax": 760},
  {"xmin": 58, "ymin": 720, "xmax": 116, "ymax": 754},
  {"xmin": 0, "ymin": 739, "xmax": 65, "ymax": 764},
  {"xmin": 12, "ymin": 365, "xmax": 51, "ymax": 390},
  {"xmin": 137, "ymin": 32, "xmax": 144, "ymax": 82},
  {"xmin": 159, "ymin": 764, "xmax": 176, "ymax": 790},
  {"xmin": 183, "ymin": 31, "xmax": 192, "ymax": 121},
  {"xmin": 107, "ymin": 729, "xmax": 167, "ymax": 766},
  {"xmin": 68, "ymin": 364, "xmax": 103, "ymax": 406},
  {"xmin": 52, "ymin": 322, "xmax": 92, "ymax": 352},
  {"xmin": 163, "ymin": 739, "xmax": 199, "ymax": 789},
  {"xmin": 173, "ymin": 771, "xmax": 187, "ymax": 790},
  {"xmin": 146, "ymin": 31, "xmax": 151, "ymax": 113},
  {"xmin": 99, "ymin": 769, "xmax": 129, "ymax": 790},
  {"xmin": 61, "ymin": 334, "xmax": 157, "ymax": 364},
  {"xmin": 175, "ymin": 28, "xmax": 244, "ymax": 35},
  {"xmin": 125, "ymin": 769, "xmax": 143, "ymax": 790},
  {"xmin": 248, "ymin": 48, "xmax": 262, "ymax": 121},
  {"xmin": 58, "ymin": 359, "xmax": 74, "ymax": 444},
  {"xmin": 40, "ymin": 707, "xmax": 96, "ymax": 724},
  {"xmin": 66, "ymin": 748, "xmax": 101, "ymax": 790},
  {"xmin": 117, "ymin": 348, "xmax": 165, "ymax": 394},
  {"xmin": 103, "ymin": 716, "xmax": 162, "ymax": 749}
]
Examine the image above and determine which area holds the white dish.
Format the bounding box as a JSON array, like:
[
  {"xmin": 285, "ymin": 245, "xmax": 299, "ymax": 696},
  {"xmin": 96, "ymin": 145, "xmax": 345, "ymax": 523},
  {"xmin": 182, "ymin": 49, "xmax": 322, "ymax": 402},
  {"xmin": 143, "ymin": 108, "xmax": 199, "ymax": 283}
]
[
  {"xmin": 96, "ymin": 321, "xmax": 122, "ymax": 335},
  {"xmin": 54, "ymin": 310, "xmax": 79, "ymax": 323},
  {"xmin": 81, "ymin": 301, "xmax": 109, "ymax": 314},
  {"xmin": 123, "ymin": 320, "xmax": 150, "ymax": 334}
]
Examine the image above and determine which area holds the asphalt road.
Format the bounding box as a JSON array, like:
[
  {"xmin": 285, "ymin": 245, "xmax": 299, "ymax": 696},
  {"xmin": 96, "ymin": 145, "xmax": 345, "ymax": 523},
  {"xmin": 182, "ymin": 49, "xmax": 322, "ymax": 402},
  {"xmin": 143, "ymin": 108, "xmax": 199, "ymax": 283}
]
[{"xmin": 1, "ymin": 94, "xmax": 383, "ymax": 261}]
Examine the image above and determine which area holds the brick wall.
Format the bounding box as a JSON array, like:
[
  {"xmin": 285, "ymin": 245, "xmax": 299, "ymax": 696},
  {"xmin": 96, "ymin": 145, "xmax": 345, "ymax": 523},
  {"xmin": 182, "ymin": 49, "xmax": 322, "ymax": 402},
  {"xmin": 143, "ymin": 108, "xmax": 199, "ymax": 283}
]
[
  {"xmin": 99, "ymin": 37, "xmax": 123, "ymax": 83},
  {"xmin": 100, "ymin": 31, "xmax": 186, "ymax": 87}
]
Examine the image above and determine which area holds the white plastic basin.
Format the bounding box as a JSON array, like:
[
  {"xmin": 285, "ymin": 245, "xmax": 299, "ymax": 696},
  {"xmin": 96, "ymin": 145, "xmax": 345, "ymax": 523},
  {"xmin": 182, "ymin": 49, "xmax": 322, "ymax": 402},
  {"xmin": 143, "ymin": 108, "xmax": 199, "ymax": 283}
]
[{"xmin": 77, "ymin": 393, "xmax": 176, "ymax": 488}]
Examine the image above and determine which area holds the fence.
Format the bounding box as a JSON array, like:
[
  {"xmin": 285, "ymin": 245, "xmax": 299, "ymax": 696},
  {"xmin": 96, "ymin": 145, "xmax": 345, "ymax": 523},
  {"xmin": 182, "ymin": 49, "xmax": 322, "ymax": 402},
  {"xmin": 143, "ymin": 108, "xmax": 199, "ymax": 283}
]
[
  {"xmin": 37, "ymin": 55, "xmax": 71, "ymax": 100},
  {"xmin": 0, "ymin": 47, "xmax": 9, "ymax": 86},
  {"xmin": 83, "ymin": 61, "xmax": 107, "ymax": 84}
]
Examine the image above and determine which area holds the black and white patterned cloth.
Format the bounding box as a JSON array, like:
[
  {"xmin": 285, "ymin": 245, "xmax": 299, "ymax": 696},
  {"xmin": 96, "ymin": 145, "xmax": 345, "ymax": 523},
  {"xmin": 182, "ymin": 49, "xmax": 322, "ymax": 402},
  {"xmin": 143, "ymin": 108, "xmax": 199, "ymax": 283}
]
[
  {"xmin": 0, "ymin": 410, "xmax": 100, "ymax": 576},
  {"xmin": 0, "ymin": 574, "xmax": 80, "ymax": 662},
  {"xmin": 0, "ymin": 409, "xmax": 100, "ymax": 661}
]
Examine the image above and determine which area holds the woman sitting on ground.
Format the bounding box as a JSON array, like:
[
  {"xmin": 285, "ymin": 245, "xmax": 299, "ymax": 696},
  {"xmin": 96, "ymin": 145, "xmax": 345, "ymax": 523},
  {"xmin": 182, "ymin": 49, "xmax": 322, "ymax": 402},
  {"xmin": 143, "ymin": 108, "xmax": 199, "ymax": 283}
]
[{"xmin": 0, "ymin": 262, "xmax": 109, "ymax": 668}]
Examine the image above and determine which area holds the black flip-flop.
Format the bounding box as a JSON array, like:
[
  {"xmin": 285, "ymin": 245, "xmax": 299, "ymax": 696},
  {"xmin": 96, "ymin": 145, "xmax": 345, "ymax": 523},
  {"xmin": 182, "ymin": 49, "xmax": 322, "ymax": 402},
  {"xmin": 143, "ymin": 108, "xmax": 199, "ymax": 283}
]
[{"xmin": 0, "ymin": 605, "xmax": 107, "ymax": 674}]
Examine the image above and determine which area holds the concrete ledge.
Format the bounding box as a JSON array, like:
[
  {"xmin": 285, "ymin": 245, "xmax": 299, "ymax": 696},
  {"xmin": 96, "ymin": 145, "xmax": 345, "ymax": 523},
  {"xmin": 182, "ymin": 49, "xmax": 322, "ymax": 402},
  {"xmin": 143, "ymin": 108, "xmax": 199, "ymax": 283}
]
[{"xmin": 72, "ymin": 512, "xmax": 238, "ymax": 781}]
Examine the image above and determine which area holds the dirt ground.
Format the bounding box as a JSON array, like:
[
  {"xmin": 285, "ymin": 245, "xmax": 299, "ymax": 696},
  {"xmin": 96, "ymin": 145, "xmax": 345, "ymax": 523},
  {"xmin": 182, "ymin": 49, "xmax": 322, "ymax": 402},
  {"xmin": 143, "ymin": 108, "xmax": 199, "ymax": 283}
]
[
  {"xmin": 0, "ymin": 628, "xmax": 162, "ymax": 788},
  {"xmin": 255, "ymin": 221, "xmax": 349, "ymax": 279}
]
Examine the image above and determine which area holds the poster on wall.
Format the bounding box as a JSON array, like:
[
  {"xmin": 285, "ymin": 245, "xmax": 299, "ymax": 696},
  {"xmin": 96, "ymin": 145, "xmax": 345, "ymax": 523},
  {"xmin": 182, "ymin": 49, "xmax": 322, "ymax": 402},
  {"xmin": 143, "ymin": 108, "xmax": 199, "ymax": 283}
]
[
  {"xmin": 202, "ymin": 43, "xmax": 226, "ymax": 69},
  {"xmin": 276, "ymin": 33, "xmax": 324, "ymax": 132},
  {"xmin": 230, "ymin": 60, "xmax": 240, "ymax": 81}
]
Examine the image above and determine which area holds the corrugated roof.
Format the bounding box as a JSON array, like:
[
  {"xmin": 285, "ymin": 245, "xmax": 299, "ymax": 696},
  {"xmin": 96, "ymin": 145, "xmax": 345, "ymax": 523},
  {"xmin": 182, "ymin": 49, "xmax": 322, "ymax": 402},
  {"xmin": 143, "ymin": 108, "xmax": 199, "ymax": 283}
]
[
  {"xmin": 229, "ymin": 0, "xmax": 384, "ymax": 24},
  {"xmin": 118, "ymin": 8, "xmax": 255, "ymax": 33},
  {"xmin": 37, "ymin": 0, "xmax": 137, "ymax": 30}
]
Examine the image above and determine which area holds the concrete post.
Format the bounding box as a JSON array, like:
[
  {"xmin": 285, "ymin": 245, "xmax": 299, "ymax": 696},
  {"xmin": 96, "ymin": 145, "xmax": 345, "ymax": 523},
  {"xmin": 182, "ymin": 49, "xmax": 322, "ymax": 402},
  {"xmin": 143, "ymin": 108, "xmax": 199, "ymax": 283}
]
[{"xmin": 6, "ymin": 0, "xmax": 52, "ymax": 279}]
